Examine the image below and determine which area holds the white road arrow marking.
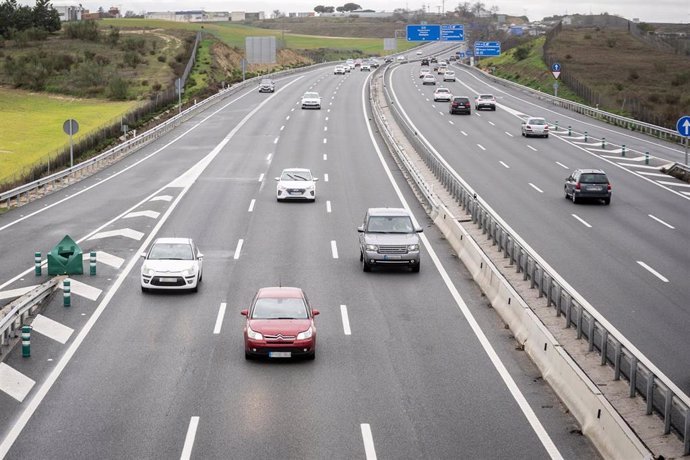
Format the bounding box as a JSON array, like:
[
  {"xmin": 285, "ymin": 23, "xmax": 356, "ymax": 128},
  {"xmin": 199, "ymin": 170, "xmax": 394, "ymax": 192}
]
[
  {"xmin": 88, "ymin": 229, "xmax": 144, "ymax": 241},
  {"xmin": 124, "ymin": 211, "xmax": 160, "ymax": 219}
]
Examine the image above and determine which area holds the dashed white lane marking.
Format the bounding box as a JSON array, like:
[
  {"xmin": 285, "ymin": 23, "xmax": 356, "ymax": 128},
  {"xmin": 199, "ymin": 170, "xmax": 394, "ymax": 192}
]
[
  {"xmin": 180, "ymin": 416, "xmax": 200, "ymax": 460},
  {"xmin": 556, "ymin": 162, "xmax": 569, "ymax": 169},
  {"xmin": 0, "ymin": 286, "xmax": 37, "ymax": 301},
  {"xmin": 477, "ymin": 144, "xmax": 486, "ymax": 151},
  {"xmin": 324, "ymin": 126, "xmax": 328, "ymax": 131},
  {"xmin": 234, "ymin": 239, "xmax": 244, "ymax": 260},
  {"xmin": 571, "ymin": 214, "xmax": 592, "ymax": 228},
  {"xmin": 527, "ymin": 145, "xmax": 537, "ymax": 151},
  {"xmin": 124, "ymin": 211, "xmax": 160, "ymax": 219},
  {"xmin": 488, "ymin": 121, "xmax": 495, "ymax": 126},
  {"xmin": 88, "ymin": 228, "xmax": 144, "ymax": 241},
  {"xmin": 529, "ymin": 183, "xmax": 543, "ymax": 193},
  {"xmin": 505, "ymin": 131, "xmax": 513, "ymax": 137},
  {"xmin": 460, "ymin": 131, "xmax": 467, "ymax": 136},
  {"xmin": 81, "ymin": 251, "xmax": 124, "ymax": 269},
  {"xmin": 438, "ymin": 111, "xmax": 444, "ymax": 116},
  {"xmin": 648, "ymin": 214, "xmax": 675, "ymax": 229},
  {"xmin": 431, "ymin": 104, "xmax": 436, "ymax": 109},
  {"xmin": 325, "ymin": 117, "xmax": 329, "ymax": 121},
  {"xmin": 258, "ymin": 173, "xmax": 264, "ymax": 182},
  {"xmin": 323, "ymin": 138, "xmax": 327, "ymax": 144},
  {"xmin": 266, "ymin": 154, "xmax": 272, "ymax": 162},
  {"xmin": 291, "ymin": 107, "xmax": 295, "ymax": 111},
  {"xmin": 280, "ymin": 126, "xmax": 285, "ymax": 131},
  {"xmin": 324, "ymin": 174, "xmax": 329, "ymax": 182},
  {"xmin": 31, "ymin": 314, "xmax": 73, "ymax": 344},
  {"xmin": 323, "ymin": 154, "xmax": 327, "ymax": 161},
  {"xmin": 273, "ymin": 137, "xmax": 279, "ymax": 144},
  {"xmin": 0, "ymin": 363, "xmax": 35, "ymax": 402},
  {"xmin": 658, "ymin": 181, "xmax": 690, "ymax": 188},
  {"xmin": 340, "ymin": 305, "xmax": 351, "ymax": 335},
  {"xmin": 248, "ymin": 199, "xmax": 256, "ymax": 212},
  {"xmin": 637, "ymin": 261, "xmax": 669, "ymax": 283},
  {"xmin": 213, "ymin": 303, "xmax": 227, "ymax": 335},
  {"xmin": 360, "ymin": 424, "xmax": 377, "ymax": 460},
  {"xmin": 285, "ymin": 115, "xmax": 290, "ymax": 120},
  {"xmin": 331, "ymin": 241, "xmax": 338, "ymax": 259},
  {"xmin": 499, "ymin": 161, "xmax": 510, "ymax": 169},
  {"xmin": 150, "ymin": 195, "xmax": 172, "ymax": 202},
  {"xmin": 448, "ymin": 120, "xmax": 455, "ymax": 125},
  {"xmin": 326, "ymin": 201, "xmax": 332, "ymax": 213},
  {"xmin": 63, "ymin": 278, "xmax": 102, "ymax": 301}
]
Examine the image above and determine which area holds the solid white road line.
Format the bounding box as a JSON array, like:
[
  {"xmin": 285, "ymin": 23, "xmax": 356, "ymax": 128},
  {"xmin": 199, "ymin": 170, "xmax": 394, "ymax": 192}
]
[
  {"xmin": 637, "ymin": 261, "xmax": 669, "ymax": 283},
  {"xmin": 477, "ymin": 144, "xmax": 486, "ymax": 151},
  {"xmin": 234, "ymin": 239, "xmax": 244, "ymax": 260},
  {"xmin": 324, "ymin": 173, "xmax": 329, "ymax": 182},
  {"xmin": 527, "ymin": 145, "xmax": 537, "ymax": 151},
  {"xmin": 31, "ymin": 315, "xmax": 73, "ymax": 344},
  {"xmin": 648, "ymin": 214, "xmax": 674, "ymax": 229},
  {"xmin": 0, "ymin": 363, "xmax": 35, "ymax": 403},
  {"xmin": 331, "ymin": 241, "xmax": 338, "ymax": 259},
  {"xmin": 124, "ymin": 210, "xmax": 160, "ymax": 219},
  {"xmin": 499, "ymin": 161, "xmax": 510, "ymax": 169},
  {"xmin": 248, "ymin": 199, "xmax": 256, "ymax": 212},
  {"xmin": 529, "ymin": 183, "xmax": 544, "ymax": 193},
  {"xmin": 258, "ymin": 173, "xmax": 264, "ymax": 182},
  {"xmin": 556, "ymin": 162, "xmax": 569, "ymax": 169},
  {"xmin": 360, "ymin": 424, "xmax": 377, "ymax": 460},
  {"xmin": 340, "ymin": 305, "xmax": 351, "ymax": 335},
  {"xmin": 180, "ymin": 416, "xmax": 200, "ymax": 460},
  {"xmin": 505, "ymin": 131, "xmax": 513, "ymax": 137},
  {"xmin": 326, "ymin": 201, "xmax": 332, "ymax": 213},
  {"xmin": 571, "ymin": 214, "xmax": 592, "ymax": 228},
  {"xmin": 213, "ymin": 303, "xmax": 227, "ymax": 334}
]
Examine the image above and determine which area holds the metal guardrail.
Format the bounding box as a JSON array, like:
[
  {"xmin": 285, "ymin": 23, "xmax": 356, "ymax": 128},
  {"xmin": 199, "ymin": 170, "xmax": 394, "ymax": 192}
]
[
  {"xmin": 377, "ymin": 62, "xmax": 690, "ymax": 454},
  {"xmin": 457, "ymin": 63, "xmax": 683, "ymax": 145},
  {"xmin": 0, "ymin": 277, "xmax": 63, "ymax": 353},
  {"xmin": 0, "ymin": 60, "xmax": 335, "ymax": 210}
]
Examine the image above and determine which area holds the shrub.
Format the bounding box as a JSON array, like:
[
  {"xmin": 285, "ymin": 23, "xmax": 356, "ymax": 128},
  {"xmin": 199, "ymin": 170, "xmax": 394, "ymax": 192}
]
[
  {"xmin": 63, "ymin": 21, "xmax": 100, "ymax": 41},
  {"xmin": 83, "ymin": 50, "xmax": 95, "ymax": 61},
  {"xmin": 94, "ymin": 54, "xmax": 110, "ymax": 66},
  {"xmin": 157, "ymin": 55, "xmax": 166, "ymax": 62},
  {"xmin": 648, "ymin": 94, "xmax": 660, "ymax": 103},
  {"xmin": 615, "ymin": 82, "xmax": 623, "ymax": 91},
  {"xmin": 71, "ymin": 61, "xmax": 106, "ymax": 88},
  {"xmin": 628, "ymin": 69, "xmax": 639, "ymax": 81},
  {"xmin": 123, "ymin": 51, "xmax": 142, "ymax": 68},
  {"xmin": 4, "ymin": 54, "xmax": 49, "ymax": 90},
  {"xmin": 665, "ymin": 94, "xmax": 677, "ymax": 105},
  {"xmin": 514, "ymin": 46, "xmax": 529, "ymax": 61},
  {"xmin": 584, "ymin": 34, "xmax": 592, "ymax": 39},
  {"xmin": 121, "ymin": 36, "xmax": 146, "ymax": 53},
  {"xmin": 653, "ymin": 62, "xmax": 667, "ymax": 73},
  {"xmin": 671, "ymin": 72, "xmax": 690, "ymax": 86},
  {"xmin": 565, "ymin": 54, "xmax": 572, "ymax": 59},
  {"xmin": 606, "ymin": 38, "xmax": 616, "ymax": 48},
  {"xmin": 107, "ymin": 27, "xmax": 120, "ymax": 46},
  {"xmin": 106, "ymin": 75, "xmax": 129, "ymax": 100},
  {"xmin": 152, "ymin": 82, "xmax": 162, "ymax": 91}
]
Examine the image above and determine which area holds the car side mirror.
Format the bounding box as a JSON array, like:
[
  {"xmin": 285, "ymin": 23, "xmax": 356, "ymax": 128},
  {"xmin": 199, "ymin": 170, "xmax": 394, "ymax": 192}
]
[
  {"xmin": 357, "ymin": 225, "xmax": 364, "ymax": 232},
  {"xmin": 240, "ymin": 309, "xmax": 248, "ymax": 316},
  {"xmin": 415, "ymin": 227, "xmax": 423, "ymax": 233},
  {"xmin": 197, "ymin": 252, "xmax": 203, "ymax": 259},
  {"xmin": 312, "ymin": 309, "xmax": 320, "ymax": 316},
  {"xmin": 275, "ymin": 177, "xmax": 280, "ymax": 181},
  {"xmin": 140, "ymin": 252, "xmax": 147, "ymax": 258},
  {"xmin": 313, "ymin": 178, "xmax": 319, "ymax": 182}
]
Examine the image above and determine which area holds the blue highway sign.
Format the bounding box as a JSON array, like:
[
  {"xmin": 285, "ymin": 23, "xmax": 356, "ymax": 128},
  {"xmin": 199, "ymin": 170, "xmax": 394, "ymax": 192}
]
[
  {"xmin": 474, "ymin": 41, "xmax": 501, "ymax": 57},
  {"xmin": 441, "ymin": 24, "xmax": 464, "ymax": 41},
  {"xmin": 552, "ymin": 63, "xmax": 561, "ymax": 72},
  {"xmin": 407, "ymin": 25, "xmax": 440, "ymax": 41},
  {"xmin": 677, "ymin": 116, "xmax": 690, "ymax": 137}
]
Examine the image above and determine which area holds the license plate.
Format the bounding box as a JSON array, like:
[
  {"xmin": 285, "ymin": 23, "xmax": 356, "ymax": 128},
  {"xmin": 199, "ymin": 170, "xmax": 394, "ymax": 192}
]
[
  {"xmin": 289, "ymin": 191, "xmax": 302, "ymax": 195},
  {"xmin": 159, "ymin": 277, "xmax": 177, "ymax": 283},
  {"xmin": 269, "ymin": 351, "xmax": 291, "ymax": 358},
  {"xmin": 590, "ymin": 186, "xmax": 602, "ymax": 191}
]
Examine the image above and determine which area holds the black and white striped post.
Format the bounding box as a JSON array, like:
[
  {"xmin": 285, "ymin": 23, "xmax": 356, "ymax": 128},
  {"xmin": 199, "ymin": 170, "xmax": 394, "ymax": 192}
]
[
  {"xmin": 63, "ymin": 279, "xmax": 71, "ymax": 307},
  {"xmin": 22, "ymin": 325, "xmax": 31, "ymax": 357},
  {"xmin": 34, "ymin": 252, "xmax": 41, "ymax": 276},
  {"xmin": 90, "ymin": 251, "xmax": 97, "ymax": 276}
]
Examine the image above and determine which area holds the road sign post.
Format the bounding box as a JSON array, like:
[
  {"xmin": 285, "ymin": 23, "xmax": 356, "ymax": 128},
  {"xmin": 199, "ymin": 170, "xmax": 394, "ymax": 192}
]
[
  {"xmin": 676, "ymin": 116, "xmax": 690, "ymax": 165},
  {"xmin": 62, "ymin": 119, "xmax": 79, "ymax": 169}
]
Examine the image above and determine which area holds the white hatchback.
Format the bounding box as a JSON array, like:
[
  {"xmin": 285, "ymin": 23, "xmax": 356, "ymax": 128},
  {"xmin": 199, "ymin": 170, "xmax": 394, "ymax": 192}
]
[
  {"xmin": 422, "ymin": 74, "xmax": 436, "ymax": 85},
  {"xmin": 443, "ymin": 70, "xmax": 456, "ymax": 82},
  {"xmin": 141, "ymin": 238, "xmax": 203, "ymax": 293},
  {"xmin": 276, "ymin": 168, "xmax": 318, "ymax": 202},
  {"xmin": 301, "ymin": 92, "xmax": 321, "ymax": 109},
  {"xmin": 433, "ymin": 87, "xmax": 453, "ymax": 102}
]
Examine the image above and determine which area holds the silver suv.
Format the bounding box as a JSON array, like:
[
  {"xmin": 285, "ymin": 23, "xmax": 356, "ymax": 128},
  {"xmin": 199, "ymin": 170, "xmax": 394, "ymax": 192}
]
[
  {"xmin": 357, "ymin": 208, "xmax": 423, "ymax": 272},
  {"xmin": 259, "ymin": 79, "xmax": 275, "ymax": 93}
]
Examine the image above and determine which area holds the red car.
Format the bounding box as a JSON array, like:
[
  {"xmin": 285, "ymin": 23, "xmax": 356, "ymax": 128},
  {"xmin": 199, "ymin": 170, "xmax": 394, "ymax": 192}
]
[{"xmin": 241, "ymin": 287, "xmax": 319, "ymax": 360}]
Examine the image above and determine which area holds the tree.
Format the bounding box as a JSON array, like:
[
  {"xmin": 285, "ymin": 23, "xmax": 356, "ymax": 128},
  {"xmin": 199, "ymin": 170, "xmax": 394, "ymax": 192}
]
[
  {"xmin": 341, "ymin": 2, "xmax": 361, "ymax": 11},
  {"xmin": 471, "ymin": 1, "xmax": 485, "ymax": 16},
  {"xmin": 455, "ymin": 2, "xmax": 473, "ymax": 18},
  {"xmin": 335, "ymin": 6, "xmax": 344, "ymax": 12},
  {"xmin": 271, "ymin": 9, "xmax": 283, "ymax": 18},
  {"xmin": 324, "ymin": 6, "xmax": 335, "ymax": 12},
  {"xmin": 314, "ymin": 5, "xmax": 325, "ymax": 13},
  {"xmin": 32, "ymin": 0, "xmax": 60, "ymax": 33}
]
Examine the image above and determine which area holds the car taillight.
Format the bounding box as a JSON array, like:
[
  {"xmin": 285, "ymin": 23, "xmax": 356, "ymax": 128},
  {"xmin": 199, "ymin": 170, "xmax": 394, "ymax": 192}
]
[
  {"xmin": 575, "ymin": 183, "xmax": 581, "ymax": 190},
  {"xmin": 607, "ymin": 183, "xmax": 611, "ymax": 191},
  {"xmin": 544, "ymin": 125, "xmax": 549, "ymax": 131}
]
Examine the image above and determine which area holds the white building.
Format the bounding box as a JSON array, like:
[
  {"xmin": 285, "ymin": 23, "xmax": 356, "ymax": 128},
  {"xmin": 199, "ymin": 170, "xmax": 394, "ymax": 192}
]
[
  {"xmin": 145, "ymin": 10, "xmax": 230, "ymax": 22},
  {"xmin": 54, "ymin": 5, "xmax": 82, "ymax": 22}
]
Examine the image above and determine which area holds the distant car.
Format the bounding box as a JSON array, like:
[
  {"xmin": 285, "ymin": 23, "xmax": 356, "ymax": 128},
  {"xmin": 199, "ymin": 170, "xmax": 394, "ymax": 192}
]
[
  {"xmin": 416, "ymin": 50, "xmax": 423, "ymax": 55},
  {"xmin": 421, "ymin": 58, "xmax": 429, "ymax": 66},
  {"xmin": 397, "ymin": 55, "xmax": 407, "ymax": 62},
  {"xmin": 355, "ymin": 58, "xmax": 362, "ymax": 67},
  {"xmin": 564, "ymin": 169, "xmax": 611, "ymax": 205},
  {"xmin": 358, "ymin": 207, "xmax": 423, "ymax": 272},
  {"xmin": 475, "ymin": 94, "xmax": 496, "ymax": 111},
  {"xmin": 301, "ymin": 91, "xmax": 321, "ymax": 109},
  {"xmin": 430, "ymin": 56, "xmax": 438, "ymax": 63},
  {"xmin": 449, "ymin": 55, "xmax": 457, "ymax": 61},
  {"xmin": 384, "ymin": 56, "xmax": 393, "ymax": 63},
  {"xmin": 369, "ymin": 59, "xmax": 380, "ymax": 68},
  {"xmin": 360, "ymin": 63, "xmax": 371, "ymax": 71},
  {"xmin": 140, "ymin": 238, "xmax": 203, "ymax": 293},
  {"xmin": 438, "ymin": 64, "xmax": 447, "ymax": 75},
  {"xmin": 419, "ymin": 68, "xmax": 431, "ymax": 78},
  {"xmin": 276, "ymin": 168, "xmax": 318, "ymax": 202},
  {"xmin": 334, "ymin": 65, "xmax": 345, "ymax": 75},
  {"xmin": 241, "ymin": 287, "xmax": 319, "ymax": 360},
  {"xmin": 344, "ymin": 63, "xmax": 352, "ymax": 72},
  {"xmin": 258, "ymin": 79, "xmax": 275, "ymax": 93},
  {"xmin": 443, "ymin": 70, "xmax": 456, "ymax": 82},
  {"xmin": 521, "ymin": 117, "xmax": 549, "ymax": 137},
  {"xmin": 449, "ymin": 96, "xmax": 471, "ymax": 114},
  {"xmin": 433, "ymin": 87, "xmax": 453, "ymax": 102},
  {"xmin": 432, "ymin": 62, "xmax": 440, "ymax": 71},
  {"xmin": 422, "ymin": 74, "xmax": 436, "ymax": 85}
]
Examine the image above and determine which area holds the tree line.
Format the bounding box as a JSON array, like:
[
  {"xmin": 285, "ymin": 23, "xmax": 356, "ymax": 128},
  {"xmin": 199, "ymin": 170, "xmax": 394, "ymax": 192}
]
[
  {"xmin": 0, "ymin": 0, "xmax": 61, "ymax": 40},
  {"xmin": 313, "ymin": 3, "xmax": 363, "ymax": 13}
]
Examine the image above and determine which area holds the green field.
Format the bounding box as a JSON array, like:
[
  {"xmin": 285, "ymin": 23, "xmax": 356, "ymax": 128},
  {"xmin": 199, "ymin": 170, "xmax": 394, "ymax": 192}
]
[
  {"xmin": 103, "ymin": 19, "xmax": 416, "ymax": 54},
  {"xmin": 0, "ymin": 89, "xmax": 137, "ymax": 185}
]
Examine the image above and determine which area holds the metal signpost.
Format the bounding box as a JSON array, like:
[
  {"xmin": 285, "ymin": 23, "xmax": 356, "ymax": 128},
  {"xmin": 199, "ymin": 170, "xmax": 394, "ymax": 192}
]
[
  {"xmin": 677, "ymin": 116, "xmax": 690, "ymax": 165},
  {"xmin": 62, "ymin": 119, "xmax": 79, "ymax": 169},
  {"xmin": 407, "ymin": 24, "xmax": 464, "ymax": 41}
]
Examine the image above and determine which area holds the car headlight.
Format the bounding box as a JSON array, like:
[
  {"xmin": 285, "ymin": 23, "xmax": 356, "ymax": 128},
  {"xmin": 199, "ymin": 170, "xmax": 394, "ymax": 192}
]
[
  {"xmin": 142, "ymin": 267, "xmax": 155, "ymax": 276},
  {"xmin": 247, "ymin": 326, "xmax": 263, "ymax": 340},
  {"xmin": 366, "ymin": 244, "xmax": 378, "ymax": 251},
  {"xmin": 182, "ymin": 268, "xmax": 195, "ymax": 277},
  {"xmin": 296, "ymin": 327, "xmax": 313, "ymax": 340},
  {"xmin": 408, "ymin": 244, "xmax": 419, "ymax": 251}
]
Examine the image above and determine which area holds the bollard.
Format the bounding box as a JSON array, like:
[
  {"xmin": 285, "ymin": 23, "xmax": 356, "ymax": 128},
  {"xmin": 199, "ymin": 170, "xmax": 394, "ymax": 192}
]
[
  {"xmin": 568, "ymin": 125, "xmax": 572, "ymax": 136},
  {"xmin": 602, "ymin": 138, "xmax": 606, "ymax": 148},
  {"xmin": 63, "ymin": 279, "xmax": 71, "ymax": 307},
  {"xmin": 622, "ymin": 145, "xmax": 626, "ymax": 157},
  {"xmin": 34, "ymin": 252, "xmax": 41, "ymax": 276},
  {"xmin": 645, "ymin": 151, "xmax": 649, "ymax": 165},
  {"xmin": 555, "ymin": 121, "xmax": 559, "ymax": 130},
  {"xmin": 22, "ymin": 325, "xmax": 31, "ymax": 357},
  {"xmin": 90, "ymin": 251, "xmax": 97, "ymax": 276},
  {"xmin": 584, "ymin": 131, "xmax": 588, "ymax": 142}
]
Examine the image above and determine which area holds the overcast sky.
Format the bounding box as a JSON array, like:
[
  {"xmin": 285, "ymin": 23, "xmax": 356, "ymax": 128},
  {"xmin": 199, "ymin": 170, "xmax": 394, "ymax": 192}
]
[{"xmin": 48, "ymin": 0, "xmax": 685, "ymax": 23}]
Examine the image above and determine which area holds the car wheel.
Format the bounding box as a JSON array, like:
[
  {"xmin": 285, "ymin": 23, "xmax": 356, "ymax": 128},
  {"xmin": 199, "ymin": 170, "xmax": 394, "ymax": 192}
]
[
  {"xmin": 306, "ymin": 351, "xmax": 316, "ymax": 361},
  {"xmin": 564, "ymin": 187, "xmax": 570, "ymax": 199},
  {"xmin": 363, "ymin": 260, "xmax": 371, "ymax": 272},
  {"xmin": 141, "ymin": 286, "xmax": 149, "ymax": 293},
  {"xmin": 245, "ymin": 351, "xmax": 253, "ymax": 361},
  {"xmin": 544, "ymin": 134, "xmax": 549, "ymax": 138},
  {"xmin": 492, "ymin": 106, "xmax": 496, "ymax": 111},
  {"xmin": 359, "ymin": 251, "xmax": 363, "ymax": 262},
  {"xmin": 411, "ymin": 263, "xmax": 420, "ymax": 273},
  {"xmin": 604, "ymin": 197, "xmax": 611, "ymax": 205},
  {"xmin": 191, "ymin": 284, "xmax": 198, "ymax": 293}
]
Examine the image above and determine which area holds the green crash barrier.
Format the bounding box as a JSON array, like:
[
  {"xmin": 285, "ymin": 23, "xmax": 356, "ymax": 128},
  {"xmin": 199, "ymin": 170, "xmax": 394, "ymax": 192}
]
[{"xmin": 47, "ymin": 235, "xmax": 84, "ymax": 275}]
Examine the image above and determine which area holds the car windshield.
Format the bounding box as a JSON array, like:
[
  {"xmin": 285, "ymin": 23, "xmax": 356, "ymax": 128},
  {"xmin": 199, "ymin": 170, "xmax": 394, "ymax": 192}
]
[
  {"xmin": 261, "ymin": 80, "xmax": 272, "ymax": 84},
  {"xmin": 580, "ymin": 174, "xmax": 608, "ymax": 184},
  {"xmin": 148, "ymin": 243, "xmax": 193, "ymax": 260},
  {"xmin": 303, "ymin": 92, "xmax": 319, "ymax": 98},
  {"xmin": 529, "ymin": 118, "xmax": 546, "ymax": 125},
  {"xmin": 252, "ymin": 297, "xmax": 308, "ymax": 319},
  {"xmin": 281, "ymin": 171, "xmax": 312, "ymax": 181},
  {"xmin": 367, "ymin": 216, "xmax": 414, "ymax": 233},
  {"xmin": 437, "ymin": 89, "xmax": 450, "ymax": 93},
  {"xmin": 480, "ymin": 95, "xmax": 493, "ymax": 99}
]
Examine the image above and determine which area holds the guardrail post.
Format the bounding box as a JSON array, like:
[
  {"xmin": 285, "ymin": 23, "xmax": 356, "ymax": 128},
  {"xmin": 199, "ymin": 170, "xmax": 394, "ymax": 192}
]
[
  {"xmin": 588, "ymin": 318, "xmax": 595, "ymax": 351},
  {"xmin": 646, "ymin": 375, "xmax": 655, "ymax": 415},
  {"xmin": 90, "ymin": 251, "xmax": 97, "ymax": 276},
  {"xmin": 584, "ymin": 131, "xmax": 588, "ymax": 142},
  {"xmin": 576, "ymin": 305, "xmax": 583, "ymax": 339},
  {"xmin": 22, "ymin": 325, "xmax": 30, "ymax": 357},
  {"xmin": 602, "ymin": 137, "xmax": 606, "ymax": 149},
  {"xmin": 555, "ymin": 121, "xmax": 559, "ymax": 131},
  {"xmin": 63, "ymin": 279, "xmax": 71, "ymax": 307},
  {"xmin": 684, "ymin": 409, "xmax": 690, "ymax": 455},
  {"xmin": 664, "ymin": 387, "xmax": 673, "ymax": 434},
  {"xmin": 645, "ymin": 151, "xmax": 649, "ymax": 165},
  {"xmin": 629, "ymin": 357, "xmax": 638, "ymax": 397},
  {"xmin": 546, "ymin": 276, "xmax": 552, "ymax": 306},
  {"xmin": 34, "ymin": 252, "xmax": 41, "ymax": 276},
  {"xmin": 614, "ymin": 341, "xmax": 622, "ymax": 380},
  {"xmin": 600, "ymin": 329, "xmax": 608, "ymax": 365},
  {"xmin": 565, "ymin": 295, "xmax": 572, "ymax": 327},
  {"xmin": 621, "ymin": 144, "xmax": 626, "ymax": 157},
  {"xmin": 556, "ymin": 284, "xmax": 562, "ymax": 317}
]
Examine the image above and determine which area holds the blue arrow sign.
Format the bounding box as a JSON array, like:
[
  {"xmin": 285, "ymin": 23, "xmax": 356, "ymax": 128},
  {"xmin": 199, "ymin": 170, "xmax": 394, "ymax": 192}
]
[
  {"xmin": 440, "ymin": 24, "xmax": 464, "ymax": 41},
  {"xmin": 677, "ymin": 116, "xmax": 690, "ymax": 137},
  {"xmin": 474, "ymin": 41, "xmax": 501, "ymax": 57},
  {"xmin": 552, "ymin": 63, "xmax": 561, "ymax": 72},
  {"xmin": 407, "ymin": 24, "xmax": 440, "ymax": 41}
]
